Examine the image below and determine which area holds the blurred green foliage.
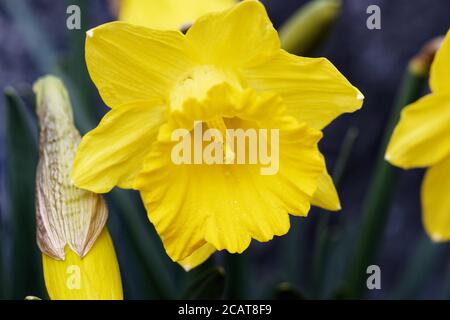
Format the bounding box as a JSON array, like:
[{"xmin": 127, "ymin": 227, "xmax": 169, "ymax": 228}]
[{"xmin": 4, "ymin": 88, "xmax": 45, "ymax": 299}]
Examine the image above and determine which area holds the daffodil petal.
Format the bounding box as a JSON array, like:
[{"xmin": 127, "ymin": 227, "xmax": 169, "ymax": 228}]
[
  {"xmin": 186, "ymin": 0, "xmax": 280, "ymax": 68},
  {"xmin": 422, "ymin": 156, "xmax": 450, "ymax": 242},
  {"xmin": 178, "ymin": 243, "xmax": 216, "ymax": 271},
  {"xmin": 72, "ymin": 101, "xmax": 165, "ymax": 193},
  {"xmin": 119, "ymin": 0, "xmax": 237, "ymax": 30},
  {"xmin": 385, "ymin": 93, "xmax": 450, "ymax": 169},
  {"xmin": 311, "ymin": 165, "xmax": 341, "ymax": 211},
  {"xmin": 42, "ymin": 228, "xmax": 123, "ymax": 300},
  {"xmin": 86, "ymin": 21, "xmax": 194, "ymax": 108},
  {"xmin": 242, "ymin": 50, "xmax": 363, "ymax": 129},
  {"xmin": 430, "ymin": 29, "xmax": 450, "ymax": 93}
]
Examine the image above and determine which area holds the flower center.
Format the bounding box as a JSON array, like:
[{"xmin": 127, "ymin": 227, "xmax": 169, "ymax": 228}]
[
  {"xmin": 169, "ymin": 66, "xmax": 226, "ymax": 112},
  {"xmin": 169, "ymin": 65, "xmax": 242, "ymax": 113}
]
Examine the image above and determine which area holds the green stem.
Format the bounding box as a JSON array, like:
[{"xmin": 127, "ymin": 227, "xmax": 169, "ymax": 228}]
[
  {"xmin": 310, "ymin": 127, "xmax": 359, "ymax": 298},
  {"xmin": 226, "ymin": 253, "xmax": 250, "ymax": 299},
  {"xmin": 5, "ymin": 88, "xmax": 45, "ymax": 299},
  {"xmin": 282, "ymin": 216, "xmax": 309, "ymax": 288},
  {"xmin": 345, "ymin": 62, "xmax": 428, "ymax": 299},
  {"xmin": 332, "ymin": 127, "xmax": 360, "ymax": 186}
]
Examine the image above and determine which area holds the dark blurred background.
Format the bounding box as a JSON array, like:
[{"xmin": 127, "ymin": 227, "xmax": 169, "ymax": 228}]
[{"xmin": 1, "ymin": 0, "xmax": 450, "ymax": 300}]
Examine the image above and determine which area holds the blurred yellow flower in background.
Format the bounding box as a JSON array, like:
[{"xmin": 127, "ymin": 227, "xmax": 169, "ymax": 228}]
[
  {"xmin": 386, "ymin": 30, "xmax": 450, "ymax": 242},
  {"xmin": 35, "ymin": 76, "xmax": 123, "ymax": 299},
  {"xmin": 72, "ymin": 1, "xmax": 363, "ymax": 269},
  {"xmin": 119, "ymin": 0, "xmax": 237, "ymax": 30}
]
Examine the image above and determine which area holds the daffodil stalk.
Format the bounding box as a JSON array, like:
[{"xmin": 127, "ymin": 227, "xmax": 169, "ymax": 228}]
[
  {"xmin": 34, "ymin": 76, "xmax": 123, "ymax": 300},
  {"xmin": 5, "ymin": 88, "xmax": 44, "ymax": 299},
  {"xmin": 279, "ymin": 0, "xmax": 342, "ymax": 56},
  {"xmin": 345, "ymin": 39, "xmax": 440, "ymax": 299},
  {"xmin": 226, "ymin": 253, "xmax": 249, "ymax": 299},
  {"xmin": 311, "ymin": 127, "xmax": 359, "ymax": 297}
]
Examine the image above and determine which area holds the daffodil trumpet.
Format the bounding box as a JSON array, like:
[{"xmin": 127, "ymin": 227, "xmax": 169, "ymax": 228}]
[
  {"xmin": 72, "ymin": 0, "xmax": 363, "ymax": 270},
  {"xmin": 34, "ymin": 75, "xmax": 123, "ymax": 300},
  {"xmin": 171, "ymin": 121, "xmax": 279, "ymax": 175}
]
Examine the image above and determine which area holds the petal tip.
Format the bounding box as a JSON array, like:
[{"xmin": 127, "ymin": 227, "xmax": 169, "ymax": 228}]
[
  {"xmin": 430, "ymin": 233, "xmax": 445, "ymax": 242},
  {"xmin": 182, "ymin": 264, "xmax": 192, "ymax": 272},
  {"xmin": 357, "ymin": 92, "xmax": 365, "ymax": 101},
  {"xmin": 86, "ymin": 29, "xmax": 94, "ymax": 38}
]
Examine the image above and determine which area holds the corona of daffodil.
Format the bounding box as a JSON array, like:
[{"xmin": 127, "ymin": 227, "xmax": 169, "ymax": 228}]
[
  {"xmin": 72, "ymin": 0, "xmax": 363, "ymax": 270},
  {"xmin": 35, "ymin": 76, "xmax": 123, "ymax": 299},
  {"xmin": 119, "ymin": 0, "xmax": 237, "ymax": 30},
  {"xmin": 386, "ymin": 30, "xmax": 450, "ymax": 242}
]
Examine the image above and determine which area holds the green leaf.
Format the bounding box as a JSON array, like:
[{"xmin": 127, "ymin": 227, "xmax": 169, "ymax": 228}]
[{"xmin": 4, "ymin": 87, "xmax": 45, "ymax": 299}]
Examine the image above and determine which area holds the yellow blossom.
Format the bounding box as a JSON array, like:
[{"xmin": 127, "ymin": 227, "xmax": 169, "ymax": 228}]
[
  {"xmin": 72, "ymin": 1, "xmax": 363, "ymax": 269},
  {"xmin": 34, "ymin": 75, "xmax": 123, "ymax": 299},
  {"xmin": 386, "ymin": 30, "xmax": 450, "ymax": 242},
  {"xmin": 119, "ymin": 0, "xmax": 237, "ymax": 30}
]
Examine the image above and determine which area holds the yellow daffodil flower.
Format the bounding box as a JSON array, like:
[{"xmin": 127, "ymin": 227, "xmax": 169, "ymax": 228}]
[
  {"xmin": 386, "ymin": 30, "xmax": 450, "ymax": 242},
  {"xmin": 119, "ymin": 0, "xmax": 237, "ymax": 30},
  {"xmin": 35, "ymin": 76, "xmax": 123, "ymax": 299},
  {"xmin": 72, "ymin": 1, "xmax": 363, "ymax": 270}
]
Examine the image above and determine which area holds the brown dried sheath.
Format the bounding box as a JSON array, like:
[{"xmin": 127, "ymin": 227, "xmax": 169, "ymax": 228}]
[{"xmin": 34, "ymin": 76, "xmax": 107, "ymax": 260}]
